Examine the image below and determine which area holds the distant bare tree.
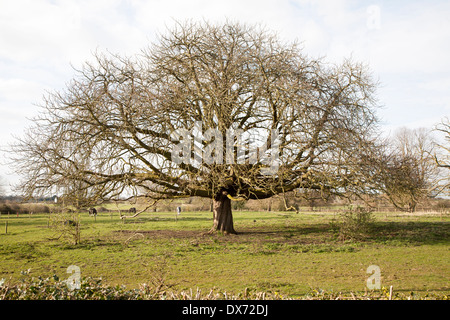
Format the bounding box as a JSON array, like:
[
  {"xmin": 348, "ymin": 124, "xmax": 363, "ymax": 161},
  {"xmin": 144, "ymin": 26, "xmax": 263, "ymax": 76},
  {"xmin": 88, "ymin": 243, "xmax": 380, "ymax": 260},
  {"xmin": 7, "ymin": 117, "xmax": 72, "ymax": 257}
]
[
  {"xmin": 376, "ymin": 127, "xmax": 438, "ymax": 212},
  {"xmin": 433, "ymin": 117, "xmax": 450, "ymax": 195},
  {"xmin": 9, "ymin": 20, "xmax": 380, "ymax": 234},
  {"xmin": 0, "ymin": 176, "xmax": 5, "ymax": 198}
]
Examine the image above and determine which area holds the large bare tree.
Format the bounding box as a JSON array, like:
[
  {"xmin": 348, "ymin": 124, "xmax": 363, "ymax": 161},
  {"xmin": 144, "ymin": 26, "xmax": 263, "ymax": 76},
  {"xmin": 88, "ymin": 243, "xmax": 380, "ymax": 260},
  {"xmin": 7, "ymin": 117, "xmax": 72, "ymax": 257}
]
[{"xmin": 10, "ymin": 21, "xmax": 380, "ymax": 234}]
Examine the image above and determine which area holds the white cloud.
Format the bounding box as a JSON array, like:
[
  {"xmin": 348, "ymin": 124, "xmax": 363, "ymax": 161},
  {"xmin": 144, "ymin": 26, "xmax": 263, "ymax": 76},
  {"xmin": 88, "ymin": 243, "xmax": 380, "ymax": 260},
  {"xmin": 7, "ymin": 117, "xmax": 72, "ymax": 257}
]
[
  {"xmin": 359, "ymin": 2, "xmax": 450, "ymax": 74},
  {"xmin": 0, "ymin": 0, "xmax": 86, "ymax": 63},
  {"xmin": 0, "ymin": 78, "xmax": 42, "ymax": 103}
]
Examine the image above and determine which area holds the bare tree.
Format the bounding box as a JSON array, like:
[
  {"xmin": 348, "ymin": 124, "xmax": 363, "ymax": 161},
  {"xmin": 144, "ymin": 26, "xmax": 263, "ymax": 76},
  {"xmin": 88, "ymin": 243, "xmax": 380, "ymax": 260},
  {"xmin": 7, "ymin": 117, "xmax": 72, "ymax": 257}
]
[
  {"xmin": 375, "ymin": 127, "xmax": 438, "ymax": 212},
  {"xmin": 433, "ymin": 117, "xmax": 450, "ymax": 195},
  {"xmin": 0, "ymin": 176, "xmax": 5, "ymax": 198},
  {"xmin": 10, "ymin": 21, "xmax": 380, "ymax": 234}
]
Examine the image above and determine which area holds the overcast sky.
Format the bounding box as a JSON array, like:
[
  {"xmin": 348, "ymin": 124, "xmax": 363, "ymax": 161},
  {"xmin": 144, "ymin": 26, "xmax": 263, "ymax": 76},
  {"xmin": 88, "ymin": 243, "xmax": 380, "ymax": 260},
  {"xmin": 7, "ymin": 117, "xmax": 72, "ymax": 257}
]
[{"xmin": 1, "ymin": 0, "xmax": 449, "ymax": 194}]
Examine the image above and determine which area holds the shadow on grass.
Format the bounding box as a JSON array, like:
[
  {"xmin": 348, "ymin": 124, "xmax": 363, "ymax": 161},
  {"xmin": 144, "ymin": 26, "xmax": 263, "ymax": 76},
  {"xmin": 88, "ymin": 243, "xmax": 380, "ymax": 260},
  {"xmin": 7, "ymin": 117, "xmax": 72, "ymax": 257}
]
[
  {"xmin": 368, "ymin": 221, "xmax": 450, "ymax": 245},
  {"xmin": 212, "ymin": 220, "xmax": 450, "ymax": 247},
  {"xmin": 87, "ymin": 219, "xmax": 450, "ymax": 248},
  {"xmin": 121, "ymin": 216, "xmax": 211, "ymax": 223}
]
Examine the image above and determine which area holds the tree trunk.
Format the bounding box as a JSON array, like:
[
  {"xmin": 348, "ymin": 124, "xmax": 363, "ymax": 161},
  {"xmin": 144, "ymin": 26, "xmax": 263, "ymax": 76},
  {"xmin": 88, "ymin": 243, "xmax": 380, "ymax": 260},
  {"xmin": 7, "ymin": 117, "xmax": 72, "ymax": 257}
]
[
  {"xmin": 409, "ymin": 201, "xmax": 417, "ymax": 213},
  {"xmin": 210, "ymin": 190, "xmax": 237, "ymax": 234}
]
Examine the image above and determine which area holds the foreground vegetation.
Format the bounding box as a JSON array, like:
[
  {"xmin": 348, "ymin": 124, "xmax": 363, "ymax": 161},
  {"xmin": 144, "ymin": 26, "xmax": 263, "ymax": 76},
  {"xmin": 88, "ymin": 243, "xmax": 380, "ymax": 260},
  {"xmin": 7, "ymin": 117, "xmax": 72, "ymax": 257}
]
[
  {"xmin": 0, "ymin": 208, "xmax": 449, "ymax": 299},
  {"xmin": 1, "ymin": 276, "xmax": 447, "ymax": 300}
]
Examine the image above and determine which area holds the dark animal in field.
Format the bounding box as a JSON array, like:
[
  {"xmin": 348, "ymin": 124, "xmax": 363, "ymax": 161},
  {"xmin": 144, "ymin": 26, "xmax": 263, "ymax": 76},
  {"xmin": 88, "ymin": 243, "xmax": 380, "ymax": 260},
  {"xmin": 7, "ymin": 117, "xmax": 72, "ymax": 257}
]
[
  {"xmin": 128, "ymin": 207, "xmax": 136, "ymax": 214},
  {"xmin": 89, "ymin": 207, "xmax": 97, "ymax": 216},
  {"xmin": 64, "ymin": 220, "xmax": 78, "ymax": 227}
]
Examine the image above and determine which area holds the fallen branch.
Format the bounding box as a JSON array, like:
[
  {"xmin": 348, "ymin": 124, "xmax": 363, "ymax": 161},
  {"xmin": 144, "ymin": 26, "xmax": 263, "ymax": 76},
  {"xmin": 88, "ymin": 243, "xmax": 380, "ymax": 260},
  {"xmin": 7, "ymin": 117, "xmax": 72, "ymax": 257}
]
[
  {"xmin": 119, "ymin": 199, "xmax": 160, "ymax": 219},
  {"xmin": 124, "ymin": 233, "xmax": 144, "ymax": 246}
]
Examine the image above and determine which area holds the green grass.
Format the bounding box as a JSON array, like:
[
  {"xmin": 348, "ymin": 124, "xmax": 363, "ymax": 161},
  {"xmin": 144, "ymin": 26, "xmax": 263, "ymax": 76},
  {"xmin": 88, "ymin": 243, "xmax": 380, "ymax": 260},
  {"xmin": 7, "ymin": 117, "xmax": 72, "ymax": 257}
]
[{"xmin": 0, "ymin": 209, "xmax": 449, "ymax": 299}]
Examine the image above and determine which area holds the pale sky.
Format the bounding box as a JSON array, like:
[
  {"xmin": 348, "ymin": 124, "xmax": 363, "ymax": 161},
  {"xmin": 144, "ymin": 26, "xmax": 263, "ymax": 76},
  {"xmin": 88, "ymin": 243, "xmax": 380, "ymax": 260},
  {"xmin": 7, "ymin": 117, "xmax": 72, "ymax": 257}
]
[{"xmin": 1, "ymin": 0, "xmax": 449, "ymax": 194}]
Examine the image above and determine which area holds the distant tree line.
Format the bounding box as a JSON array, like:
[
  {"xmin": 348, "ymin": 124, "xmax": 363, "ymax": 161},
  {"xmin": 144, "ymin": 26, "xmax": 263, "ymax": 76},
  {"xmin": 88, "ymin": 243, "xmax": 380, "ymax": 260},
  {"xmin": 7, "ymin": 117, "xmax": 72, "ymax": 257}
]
[{"xmin": 0, "ymin": 201, "xmax": 51, "ymax": 215}]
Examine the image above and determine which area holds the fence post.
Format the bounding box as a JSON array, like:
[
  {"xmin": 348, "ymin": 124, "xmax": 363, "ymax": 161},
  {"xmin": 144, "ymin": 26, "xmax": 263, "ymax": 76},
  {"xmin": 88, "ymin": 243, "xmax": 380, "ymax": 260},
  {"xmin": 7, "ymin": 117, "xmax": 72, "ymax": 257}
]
[{"xmin": 5, "ymin": 221, "xmax": 8, "ymax": 234}]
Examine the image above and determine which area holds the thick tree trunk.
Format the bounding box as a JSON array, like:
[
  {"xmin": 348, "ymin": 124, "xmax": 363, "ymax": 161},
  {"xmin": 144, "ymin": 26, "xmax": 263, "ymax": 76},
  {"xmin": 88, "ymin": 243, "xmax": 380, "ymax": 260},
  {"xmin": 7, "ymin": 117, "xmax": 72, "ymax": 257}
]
[{"xmin": 209, "ymin": 190, "xmax": 237, "ymax": 234}]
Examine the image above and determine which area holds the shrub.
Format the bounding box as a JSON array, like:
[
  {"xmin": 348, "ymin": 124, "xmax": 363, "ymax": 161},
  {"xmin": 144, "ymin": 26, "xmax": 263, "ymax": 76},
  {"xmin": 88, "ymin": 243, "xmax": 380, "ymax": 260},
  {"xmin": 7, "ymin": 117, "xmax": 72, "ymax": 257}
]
[
  {"xmin": 48, "ymin": 212, "xmax": 81, "ymax": 245},
  {"xmin": 330, "ymin": 207, "xmax": 375, "ymax": 241}
]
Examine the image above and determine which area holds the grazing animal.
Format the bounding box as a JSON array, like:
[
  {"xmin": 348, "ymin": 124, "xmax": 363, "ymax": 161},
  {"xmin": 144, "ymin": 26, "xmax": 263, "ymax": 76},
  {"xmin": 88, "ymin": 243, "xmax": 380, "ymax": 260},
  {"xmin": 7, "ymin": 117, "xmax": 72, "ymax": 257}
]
[
  {"xmin": 89, "ymin": 207, "xmax": 97, "ymax": 216},
  {"xmin": 128, "ymin": 207, "xmax": 137, "ymax": 214}
]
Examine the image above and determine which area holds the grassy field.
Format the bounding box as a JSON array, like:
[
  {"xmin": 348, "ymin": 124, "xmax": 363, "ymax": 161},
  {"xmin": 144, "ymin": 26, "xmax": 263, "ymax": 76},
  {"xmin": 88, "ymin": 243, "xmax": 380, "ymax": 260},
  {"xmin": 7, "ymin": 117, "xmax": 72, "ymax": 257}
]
[{"xmin": 0, "ymin": 208, "xmax": 449, "ymax": 299}]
